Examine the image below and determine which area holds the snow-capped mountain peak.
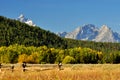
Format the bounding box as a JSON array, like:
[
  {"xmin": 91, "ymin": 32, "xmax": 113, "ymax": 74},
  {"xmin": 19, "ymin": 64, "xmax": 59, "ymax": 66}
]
[
  {"xmin": 17, "ymin": 14, "xmax": 36, "ymax": 26},
  {"xmin": 65, "ymin": 24, "xmax": 99, "ymax": 40},
  {"xmin": 94, "ymin": 25, "xmax": 115, "ymax": 42},
  {"xmin": 100, "ymin": 25, "xmax": 111, "ymax": 31},
  {"xmin": 18, "ymin": 14, "xmax": 24, "ymax": 19}
]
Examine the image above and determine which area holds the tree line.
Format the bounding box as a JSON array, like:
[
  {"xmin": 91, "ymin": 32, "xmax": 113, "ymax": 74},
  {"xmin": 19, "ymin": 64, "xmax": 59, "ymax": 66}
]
[{"xmin": 0, "ymin": 44, "xmax": 120, "ymax": 64}]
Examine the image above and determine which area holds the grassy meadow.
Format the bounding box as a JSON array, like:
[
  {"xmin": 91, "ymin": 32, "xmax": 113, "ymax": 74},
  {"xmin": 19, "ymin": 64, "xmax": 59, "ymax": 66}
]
[{"xmin": 1, "ymin": 64, "xmax": 120, "ymax": 80}]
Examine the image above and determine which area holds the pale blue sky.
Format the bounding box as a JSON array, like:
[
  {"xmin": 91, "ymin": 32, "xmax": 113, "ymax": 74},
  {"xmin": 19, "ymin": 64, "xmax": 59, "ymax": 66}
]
[{"xmin": 1, "ymin": 0, "xmax": 120, "ymax": 33}]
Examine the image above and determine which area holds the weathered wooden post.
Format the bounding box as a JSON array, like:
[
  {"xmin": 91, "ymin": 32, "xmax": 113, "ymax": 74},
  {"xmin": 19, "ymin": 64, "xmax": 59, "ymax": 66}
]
[
  {"xmin": 11, "ymin": 65, "xmax": 14, "ymax": 72},
  {"xmin": 58, "ymin": 62, "xmax": 62, "ymax": 70},
  {"xmin": 22, "ymin": 62, "xmax": 26, "ymax": 72},
  {"xmin": 0, "ymin": 63, "xmax": 2, "ymax": 72}
]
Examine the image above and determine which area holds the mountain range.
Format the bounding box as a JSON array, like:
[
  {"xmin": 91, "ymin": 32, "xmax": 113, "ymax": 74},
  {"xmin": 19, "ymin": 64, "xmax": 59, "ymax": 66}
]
[
  {"xmin": 16, "ymin": 14, "xmax": 120, "ymax": 43},
  {"xmin": 57, "ymin": 24, "xmax": 120, "ymax": 42}
]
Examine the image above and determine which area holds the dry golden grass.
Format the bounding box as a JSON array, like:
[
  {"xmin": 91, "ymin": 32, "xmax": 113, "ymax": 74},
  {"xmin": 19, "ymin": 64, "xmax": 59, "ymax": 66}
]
[{"xmin": 1, "ymin": 64, "xmax": 120, "ymax": 80}]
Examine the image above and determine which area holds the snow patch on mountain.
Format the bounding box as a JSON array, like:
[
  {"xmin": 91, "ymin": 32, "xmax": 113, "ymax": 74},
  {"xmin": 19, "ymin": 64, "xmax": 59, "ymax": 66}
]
[{"xmin": 17, "ymin": 14, "xmax": 36, "ymax": 26}]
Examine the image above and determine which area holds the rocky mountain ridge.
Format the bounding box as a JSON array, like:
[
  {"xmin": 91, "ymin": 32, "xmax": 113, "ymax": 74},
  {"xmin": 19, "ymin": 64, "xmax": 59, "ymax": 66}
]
[{"xmin": 57, "ymin": 24, "xmax": 120, "ymax": 42}]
